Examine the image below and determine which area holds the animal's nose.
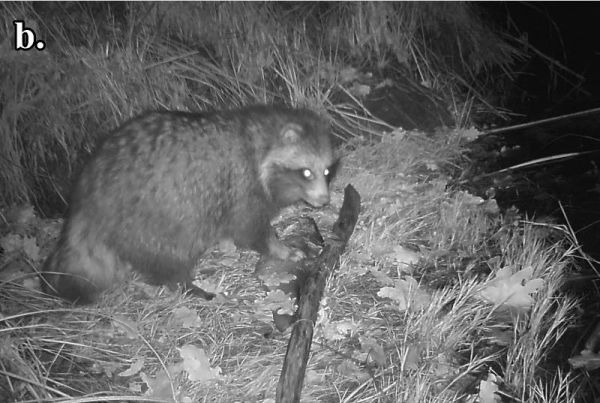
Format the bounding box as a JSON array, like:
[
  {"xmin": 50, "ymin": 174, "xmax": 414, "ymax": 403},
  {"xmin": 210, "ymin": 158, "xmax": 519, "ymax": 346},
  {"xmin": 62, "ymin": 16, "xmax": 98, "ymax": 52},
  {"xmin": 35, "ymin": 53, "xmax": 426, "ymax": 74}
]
[{"xmin": 310, "ymin": 193, "xmax": 330, "ymax": 207}]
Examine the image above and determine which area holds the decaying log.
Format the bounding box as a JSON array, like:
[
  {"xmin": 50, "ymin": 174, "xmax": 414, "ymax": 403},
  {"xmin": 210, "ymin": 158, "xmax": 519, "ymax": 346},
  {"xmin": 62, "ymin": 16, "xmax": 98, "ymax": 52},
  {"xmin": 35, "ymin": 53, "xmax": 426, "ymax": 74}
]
[{"xmin": 276, "ymin": 184, "xmax": 361, "ymax": 403}]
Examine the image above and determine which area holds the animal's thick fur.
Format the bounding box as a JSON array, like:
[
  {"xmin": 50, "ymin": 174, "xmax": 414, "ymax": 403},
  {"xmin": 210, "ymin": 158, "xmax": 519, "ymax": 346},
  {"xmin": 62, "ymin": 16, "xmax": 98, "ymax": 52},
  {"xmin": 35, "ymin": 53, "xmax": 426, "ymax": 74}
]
[{"xmin": 42, "ymin": 106, "xmax": 336, "ymax": 303}]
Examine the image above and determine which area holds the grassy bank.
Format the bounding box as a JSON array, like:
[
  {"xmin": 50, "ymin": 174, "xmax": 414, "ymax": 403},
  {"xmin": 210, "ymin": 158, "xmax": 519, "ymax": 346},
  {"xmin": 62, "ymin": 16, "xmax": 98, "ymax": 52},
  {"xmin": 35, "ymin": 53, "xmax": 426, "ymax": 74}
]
[
  {"xmin": 1, "ymin": 127, "xmax": 582, "ymax": 401},
  {"xmin": 0, "ymin": 2, "xmax": 587, "ymax": 402}
]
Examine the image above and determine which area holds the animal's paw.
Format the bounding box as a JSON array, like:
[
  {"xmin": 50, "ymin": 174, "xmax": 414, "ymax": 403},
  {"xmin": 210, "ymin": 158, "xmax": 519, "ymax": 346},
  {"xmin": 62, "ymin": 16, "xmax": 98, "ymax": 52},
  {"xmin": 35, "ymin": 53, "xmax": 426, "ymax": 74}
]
[{"xmin": 184, "ymin": 285, "xmax": 216, "ymax": 300}]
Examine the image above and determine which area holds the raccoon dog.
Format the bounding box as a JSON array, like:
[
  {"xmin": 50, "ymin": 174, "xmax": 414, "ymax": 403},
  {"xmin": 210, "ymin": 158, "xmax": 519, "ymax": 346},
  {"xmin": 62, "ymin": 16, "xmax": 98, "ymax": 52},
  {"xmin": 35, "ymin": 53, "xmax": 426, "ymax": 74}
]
[{"xmin": 43, "ymin": 105, "xmax": 337, "ymax": 303}]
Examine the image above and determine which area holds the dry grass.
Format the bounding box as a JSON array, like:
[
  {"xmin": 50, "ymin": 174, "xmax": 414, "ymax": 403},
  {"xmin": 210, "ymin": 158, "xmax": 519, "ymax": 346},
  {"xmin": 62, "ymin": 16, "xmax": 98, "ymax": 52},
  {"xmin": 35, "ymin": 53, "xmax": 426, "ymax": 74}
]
[
  {"xmin": 0, "ymin": 3, "xmax": 582, "ymax": 402},
  {"xmin": 0, "ymin": 2, "xmax": 525, "ymax": 211},
  {"xmin": 1, "ymin": 128, "xmax": 584, "ymax": 402}
]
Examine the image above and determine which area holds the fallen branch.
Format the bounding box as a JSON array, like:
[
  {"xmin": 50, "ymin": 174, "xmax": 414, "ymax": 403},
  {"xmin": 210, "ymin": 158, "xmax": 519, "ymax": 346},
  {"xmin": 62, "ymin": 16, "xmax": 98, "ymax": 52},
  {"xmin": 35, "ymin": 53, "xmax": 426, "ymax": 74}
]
[
  {"xmin": 276, "ymin": 184, "xmax": 361, "ymax": 403},
  {"xmin": 483, "ymin": 106, "xmax": 600, "ymax": 136}
]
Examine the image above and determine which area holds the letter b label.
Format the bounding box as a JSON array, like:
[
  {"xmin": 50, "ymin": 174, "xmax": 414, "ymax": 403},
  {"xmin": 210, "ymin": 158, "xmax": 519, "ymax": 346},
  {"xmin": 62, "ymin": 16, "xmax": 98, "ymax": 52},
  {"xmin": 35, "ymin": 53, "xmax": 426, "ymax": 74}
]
[{"xmin": 13, "ymin": 20, "xmax": 46, "ymax": 51}]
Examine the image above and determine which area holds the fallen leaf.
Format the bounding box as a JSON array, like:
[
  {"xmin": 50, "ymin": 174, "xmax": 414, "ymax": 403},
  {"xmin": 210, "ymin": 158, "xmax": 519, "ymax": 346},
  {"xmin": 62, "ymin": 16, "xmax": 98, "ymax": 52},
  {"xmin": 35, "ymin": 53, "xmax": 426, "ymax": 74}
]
[
  {"xmin": 340, "ymin": 67, "xmax": 359, "ymax": 83},
  {"xmin": 0, "ymin": 261, "xmax": 28, "ymax": 282},
  {"xmin": 112, "ymin": 315, "xmax": 139, "ymax": 339},
  {"xmin": 456, "ymin": 127, "xmax": 482, "ymax": 142},
  {"xmin": 128, "ymin": 381, "xmax": 143, "ymax": 394},
  {"xmin": 22, "ymin": 236, "xmax": 40, "ymax": 260},
  {"xmin": 569, "ymin": 349, "xmax": 600, "ymax": 370},
  {"xmin": 7, "ymin": 204, "xmax": 36, "ymax": 226},
  {"xmin": 351, "ymin": 83, "xmax": 371, "ymax": 97},
  {"xmin": 338, "ymin": 359, "xmax": 369, "ymax": 382},
  {"xmin": 335, "ymin": 320, "xmax": 359, "ymax": 337},
  {"xmin": 172, "ymin": 306, "xmax": 203, "ymax": 329},
  {"xmin": 23, "ymin": 277, "xmax": 39, "ymax": 290},
  {"xmin": 0, "ymin": 234, "xmax": 25, "ymax": 253},
  {"xmin": 378, "ymin": 276, "xmax": 430, "ymax": 311},
  {"xmin": 178, "ymin": 344, "xmax": 221, "ymax": 382},
  {"xmin": 91, "ymin": 361, "xmax": 120, "ymax": 378},
  {"xmin": 359, "ymin": 337, "xmax": 386, "ymax": 367},
  {"xmin": 457, "ymin": 191, "xmax": 485, "ymax": 206},
  {"xmin": 478, "ymin": 373, "xmax": 501, "ymax": 403},
  {"xmin": 392, "ymin": 245, "xmax": 420, "ymax": 268},
  {"xmin": 424, "ymin": 161, "xmax": 439, "ymax": 171},
  {"xmin": 479, "ymin": 266, "xmax": 544, "ymax": 311},
  {"xmin": 141, "ymin": 363, "xmax": 182, "ymax": 402},
  {"xmin": 369, "ymin": 268, "xmax": 395, "ymax": 286},
  {"xmin": 192, "ymin": 279, "xmax": 223, "ymax": 295},
  {"xmin": 259, "ymin": 289, "xmax": 297, "ymax": 315},
  {"xmin": 375, "ymin": 78, "xmax": 394, "ymax": 89},
  {"xmin": 219, "ymin": 256, "xmax": 240, "ymax": 266},
  {"xmin": 322, "ymin": 319, "xmax": 359, "ymax": 341},
  {"xmin": 304, "ymin": 369, "xmax": 324, "ymax": 385},
  {"xmin": 118, "ymin": 356, "xmax": 145, "ymax": 377}
]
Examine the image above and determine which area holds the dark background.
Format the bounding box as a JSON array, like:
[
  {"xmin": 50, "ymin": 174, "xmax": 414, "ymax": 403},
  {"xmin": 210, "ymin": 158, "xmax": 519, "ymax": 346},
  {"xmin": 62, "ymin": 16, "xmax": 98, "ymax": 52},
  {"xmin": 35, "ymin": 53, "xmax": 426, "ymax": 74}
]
[{"xmin": 483, "ymin": 2, "xmax": 600, "ymax": 115}]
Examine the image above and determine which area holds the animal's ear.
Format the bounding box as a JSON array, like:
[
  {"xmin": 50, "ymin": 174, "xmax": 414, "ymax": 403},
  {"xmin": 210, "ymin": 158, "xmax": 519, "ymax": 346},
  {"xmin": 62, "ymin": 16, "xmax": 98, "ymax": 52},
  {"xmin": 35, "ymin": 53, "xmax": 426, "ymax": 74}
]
[{"xmin": 280, "ymin": 123, "xmax": 303, "ymax": 143}]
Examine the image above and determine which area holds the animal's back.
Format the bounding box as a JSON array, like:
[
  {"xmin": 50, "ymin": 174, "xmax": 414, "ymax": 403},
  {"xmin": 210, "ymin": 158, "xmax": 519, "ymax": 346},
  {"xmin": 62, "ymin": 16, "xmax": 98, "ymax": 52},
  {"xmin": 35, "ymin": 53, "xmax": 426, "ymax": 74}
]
[
  {"xmin": 75, "ymin": 111, "xmax": 251, "ymax": 269},
  {"xmin": 43, "ymin": 106, "xmax": 336, "ymax": 303}
]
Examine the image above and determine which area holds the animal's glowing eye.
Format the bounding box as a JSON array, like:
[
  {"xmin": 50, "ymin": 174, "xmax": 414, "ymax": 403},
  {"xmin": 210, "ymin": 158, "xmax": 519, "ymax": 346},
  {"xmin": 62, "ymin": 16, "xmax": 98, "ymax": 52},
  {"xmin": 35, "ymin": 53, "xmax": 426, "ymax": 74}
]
[
  {"xmin": 324, "ymin": 168, "xmax": 330, "ymax": 177},
  {"xmin": 302, "ymin": 169, "xmax": 313, "ymax": 180}
]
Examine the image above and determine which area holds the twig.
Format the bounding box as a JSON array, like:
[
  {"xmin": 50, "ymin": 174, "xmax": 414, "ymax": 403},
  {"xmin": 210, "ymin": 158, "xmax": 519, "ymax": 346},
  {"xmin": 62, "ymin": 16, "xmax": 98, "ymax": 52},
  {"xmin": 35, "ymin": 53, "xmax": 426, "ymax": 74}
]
[
  {"xmin": 276, "ymin": 185, "xmax": 361, "ymax": 403},
  {"xmin": 483, "ymin": 106, "xmax": 600, "ymax": 136}
]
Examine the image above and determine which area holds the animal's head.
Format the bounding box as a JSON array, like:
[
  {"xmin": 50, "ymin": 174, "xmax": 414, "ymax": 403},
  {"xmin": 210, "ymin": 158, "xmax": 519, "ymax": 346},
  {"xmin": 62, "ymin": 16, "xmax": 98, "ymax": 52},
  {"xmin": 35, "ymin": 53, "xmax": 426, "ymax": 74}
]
[{"xmin": 260, "ymin": 110, "xmax": 338, "ymax": 209}]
